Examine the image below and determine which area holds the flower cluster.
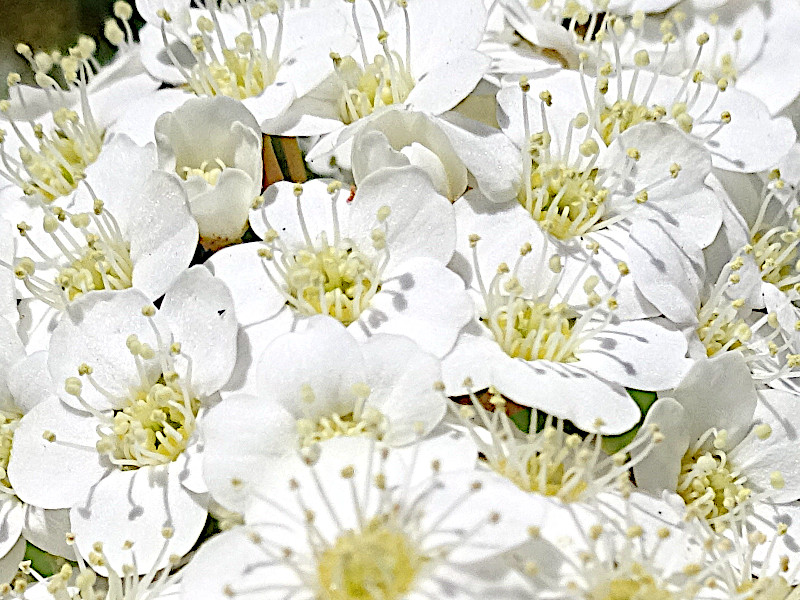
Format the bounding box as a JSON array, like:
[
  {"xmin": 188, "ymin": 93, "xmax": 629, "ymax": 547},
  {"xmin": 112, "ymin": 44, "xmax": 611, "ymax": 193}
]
[{"xmin": 1, "ymin": 0, "xmax": 800, "ymax": 598}]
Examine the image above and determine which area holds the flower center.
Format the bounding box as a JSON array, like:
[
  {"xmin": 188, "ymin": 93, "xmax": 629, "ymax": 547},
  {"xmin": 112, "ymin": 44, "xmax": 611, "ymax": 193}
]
[
  {"xmin": 317, "ymin": 517, "xmax": 425, "ymax": 600},
  {"xmin": 96, "ymin": 372, "xmax": 199, "ymax": 471},
  {"xmin": 598, "ymin": 100, "xmax": 666, "ymax": 145},
  {"xmin": 284, "ymin": 243, "xmax": 380, "ymax": 326},
  {"xmin": 56, "ymin": 234, "xmax": 133, "ymax": 302},
  {"xmin": 738, "ymin": 576, "xmax": 792, "ymax": 600},
  {"xmin": 334, "ymin": 54, "xmax": 415, "ymax": 125},
  {"xmin": 16, "ymin": 109, "xmax": 105, "ymax": 202},
  {"xmin": 696, "ymin": 302, "xmax": 751, "ymax": 358},
  {"xmin": 485, "ymin": 299, "xmax": 579, "ymax": 362},
  {"xmin": 297, "ymin": 408, "xmax": 388, "ymax": 448},
  {"xmin": 0, "ymin": 410, "xmax": 21, "ymax": 491},
  {"xmin": 519, "ymin": 133, "xmax": 610, "ymax": 239},
  {"xmin": 590, "ymin": 567, "xmax": 675, "ymax": 600},
  {"xmin": 750, "ymin": 228, "xmax": 800, "ymax": 292},
  {"xmin": 181, "ymin": 158, "xmax": 226, "ymax": 186},
  {"xmin": 677, "ymin": 430, "xmax": 750, "ymax": 530}
]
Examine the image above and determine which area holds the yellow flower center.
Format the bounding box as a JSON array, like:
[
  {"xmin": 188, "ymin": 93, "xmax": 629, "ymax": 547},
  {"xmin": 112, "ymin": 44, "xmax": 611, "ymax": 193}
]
[
  {"xmin": 296, "ymin": 408, "xmax": 388, "ymax": 448},
  {"xmin": 181, "ymin": 158, "xmax": 226, "ymax": 186},
  {"xmin": 485, "ymin": 299, "xmax": 579, "ymax": 362},
  {"xmin": 335, "ymin": 55, "xmax": 415, "ymax": 125},
  {"xmin": 96, "ymin": 374, "xmax": 199, "ymax": 470},
  {"xmin": 0, "ymin": 410, "xmax": 22, "ymax": 490},
  {"xmin": 285, "ymin": 243, "xmax": 380, "ymax": 326},
  {"xmin": 677, "ymin": 432, "xmax": 750, "ymax": 530},
  {"xmin": 696, "ymin": 303, "xmax": 751, "ymax": 357},
  {"xmin": 750, "ymin": 228, "xmax": 800, "ymax": 293},
  {"xmin": 55, "ymin": 236, "xmax": 133, "ymax": 302},
  {"xmin": 590, "ymin": 568, "xmax": 675, "ymax": 600},
  {"xmin": 18, "ymin": 109, "xmax": 104, "ymax": 202},
  {"xmin": 317, "ymin": 517, "xmax": 426, "ymax": 600}
]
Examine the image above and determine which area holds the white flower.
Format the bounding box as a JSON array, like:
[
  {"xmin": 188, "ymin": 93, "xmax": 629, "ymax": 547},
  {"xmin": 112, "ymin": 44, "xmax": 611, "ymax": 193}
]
[
  {"xmin": 341, "ymin": 108, "xmax": 520, "ymax": 205},
  {"xmin": 207, "ymin": 171, "xmax": 472, "ymax": 373},
  {"xmin": 634, "ymin": 351, "xmax": 800, "ymax": 578},
  {"xmin": 134, "ymin": 2, "xmax": 351, "ymax": 130},
  {"xmin": 443, "ymin": 191, "xmax": 690, "ymax": 434},
  {"xmin": 266, "ymin": 0, "xmax": 490, "ymax": 143},
  {"xmin": 0, "ymin": 22, "xmax": 158, "ymax": 205},
  {"xmin": 511, "ymin": 52, "xmax": 795, "ymax": 174},
  {"xmin": 201, "ymin": 315, "xmax": 456, "ymax": 513},
  {"xmin": 7, "ymin": 267, "xmax": 238, "ymax": 573},
  {"xmin": 182, "ymin": 437, "xmax": 544, "ymax": 600},
  {"xmin": 155, "ymin": 96, "xmax": 262, "ymax": 249},
  {"xmin": 4, "ymin": 136, "xmax": 197, "ymax": 352}
]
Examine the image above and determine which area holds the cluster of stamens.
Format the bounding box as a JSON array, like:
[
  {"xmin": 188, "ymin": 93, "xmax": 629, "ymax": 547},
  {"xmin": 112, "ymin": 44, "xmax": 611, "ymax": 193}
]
[
  {"xmin": 0, "ymin": 411, "xmax": 22, "ymax": 493},
  {"xmin": 0, "ymin": 23, "xmax": 125, "ymax": 202},
  {"xmin": 454, "ymin": 386, "xmax": 660, "ymax": 503},
  {"xmin": 744, "ymin": 171, "xmax": 800, "ymax": 295},
  {"xmin": 295, "ymin": 382, "xmax": 388, "ymax": 448},
  {"xmin": 696, "ymin": 258, "xmax": 800, "ymax": 381},
  {"xmin": 181, "ymin": 158, "xmax": 228, "ymax": 186},
  {"xmin": 64, "ymin": 308, "xmax": 199, "ymax": 470},
  {"xmin": 5, "ymin": 196, "xmax": 133, "ymax": 310},
  {"xmin": 332, "ymin": 0, "xmax": 414, "ymax": 124},
  {"xmin": 256, "ymin": 182, "xmax": 390, "ymax": 326},
  {"xmin": 517, "ymin": 80, "xmax": 649, "ymax": 239},
  {"xmin": 158, "ymin": 0, "xmax": 281, "ymax": 100},
  {"xmin": 472, "ymin": 234, "xmax": 626, "ymax": 363},
  {"xmin": 678, "ymin": 425, "xmax": 782, "ymax": 531}
]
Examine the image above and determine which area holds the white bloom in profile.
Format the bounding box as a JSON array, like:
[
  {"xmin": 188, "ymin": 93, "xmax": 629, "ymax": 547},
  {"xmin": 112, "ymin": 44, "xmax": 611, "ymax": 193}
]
[
  {"xmin": 182, "ymin": 437, "xmax": 546, "ymax": 600},
  {"xmin": 4, "ymin": 136, "xmax": 197, "ymax": 352},
  {"xmin": 207, "ymin": 171, "xmax": 472, "ymax": 374},
  {"xmin": 634, "ymin": 351, "xmax": 800, "ymax": 578},
  {"xmin": 6, "ymin": 267, "xmax": 238, "ymax": 574},
  {"xmin": 0, "ymin": 11, "xmax": 159, "ymax": 205},
  {"xmin": 443, "ymin": 191, "xmax": 690, "ymax": 434},
  {"xmin": 155, "ymin": 96, "xmax": 262, "ymax": 249},
  {"xmin": 344, "ymin": 109, "xmax": 520, "ymax": 203},
  {"xmin": 201, "ymin": 315, "xmax": 460, "ymax": 512},
  {"xmin": 267, "ymin": 0, "xmax": 490, "ymax": 145}
]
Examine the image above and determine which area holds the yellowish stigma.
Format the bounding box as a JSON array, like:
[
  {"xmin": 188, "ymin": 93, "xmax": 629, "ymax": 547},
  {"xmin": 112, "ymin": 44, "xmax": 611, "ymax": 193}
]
[
  {"xmin": 485, "ymin": 299, "xmax": 579, "ymax": 362},
  {"xmin": 317, "ymin": 516, "xmax": 426, "ymax": 600},
  {"xmin": 285, "ymin": 244, "xmax": 380, "ymax": 326},
  {"xmin": 96, "ymin": 374, "xmax": 199, "ymax": 470},
  {"xmin": 55, "ymin": 236, "xmax": 133, "ymax": 302},
  {"xmin": 335, "ymin": 55, "xmax": 415, "ymax": 125}
]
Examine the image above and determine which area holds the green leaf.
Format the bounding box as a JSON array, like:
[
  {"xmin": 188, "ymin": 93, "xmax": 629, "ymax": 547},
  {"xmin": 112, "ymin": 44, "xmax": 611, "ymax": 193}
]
[{"xmin": 601, "ymin": 389, "xmax": 658, "ymax": 454}]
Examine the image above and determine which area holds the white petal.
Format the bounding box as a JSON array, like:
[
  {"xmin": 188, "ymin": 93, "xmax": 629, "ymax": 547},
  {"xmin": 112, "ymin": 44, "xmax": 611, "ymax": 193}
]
[
  {"xmin": 7, "ymin": 397, "xmax": 107, "ymax": 510},
  {"xmin": 70, "ymin": 464, "xmax": 207, "ymax": 574},
  {"xmin": 406, "ymin": 51, "xmax": 491, "ymax": 116},
  {"xmin": 355, "ymin": 258, "xmax": 473, "ymax": 358},
  {"xmin": 22, "ymin": 506, "xmax": 75, "ymax": 560},
  {"xmin": 159, "ymin": 266, "xmax": 238, "ymax": 397}
]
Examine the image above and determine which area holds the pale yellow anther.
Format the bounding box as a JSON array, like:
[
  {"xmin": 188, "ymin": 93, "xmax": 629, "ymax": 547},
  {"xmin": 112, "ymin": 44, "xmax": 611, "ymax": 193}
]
[
  {"xmin": 141, "ymin": 305, "xmax": 156, "ymax": 317},
  {"xmin": 377, "ymin": 206, "xmax": 391, "ymax": 222},
  {"xmin": 670, "ymin": 163, "xmax": 681, "ymax": 178},
  {"xmin": 519, "ymin": 76, "xmax": 530, "ymax": 93},
  {"xmin": 161, "ymin": 527, "xmax": 174, "ymax": 539},
  {"xmin": 42, "ymin": 430, "xmax": 56, "ymax": 442},
  {"xmin": 293, "ymin": 183, "xmax": 304, "ymax": 197},
  {"xmin": 548, "ymin": 255, "xmax": 562, "ymax": 273},
  {"xmin": 65, "ymin": 377, "xmax": 82, "ymax": 396},
  {"xmin": 697, "ymin": 33, "xmax": 710, "ymax": 46},
  {"xmin": 771, "ymin": 471, "xmax": 785, "ymax": 489},
  {"xmin": 755, "ymin": 423, "xmax": 772, "ymax": 440},
  {"xmin": 626, "ymin": 148, "xmax": 640, "ymax": 161},
  {"xmin": 539, "ymin": 91, "xmax": 552, "ymax": 106},
  {"xmin": 114, "ymin": 1, "xmax": 133, "ymax": 20},
  {"xmin": 718, "ymin": 78, "xmax": 729, "ymax": 92},
  {"xmin": 634, "ymin": 50, "xmax": 650, "ymax": 67},
  {"xmin": 579, "ymin": 139, "xmax": 599, "ymax": 157},
  {"xmin": 626, "ymin": 525, "xmax": 643, "ymax": 538}
]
